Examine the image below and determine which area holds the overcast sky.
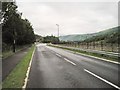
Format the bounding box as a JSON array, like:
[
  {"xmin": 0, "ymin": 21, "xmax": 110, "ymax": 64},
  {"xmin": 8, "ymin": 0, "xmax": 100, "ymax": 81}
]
[{"xmin": 16, "ymin": 0, "xmax": 118, "ymax": 36}]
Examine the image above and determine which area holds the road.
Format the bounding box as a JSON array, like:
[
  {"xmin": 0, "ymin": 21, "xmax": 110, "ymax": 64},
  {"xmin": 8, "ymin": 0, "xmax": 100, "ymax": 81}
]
[
  {"xmin": 27, "ymin": 44, "xmax": 120, "ymax": 89},
  {"xmin": 53, "ymin": 45, "xmax": 119, "ymax": 57}
]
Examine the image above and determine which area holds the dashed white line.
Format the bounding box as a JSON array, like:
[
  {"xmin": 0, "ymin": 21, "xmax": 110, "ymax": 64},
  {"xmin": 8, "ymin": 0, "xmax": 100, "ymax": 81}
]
[
  {"xmin": 84, "ymin": 69, "xmax": 120, "ymax": 90},
  {"xmin": 64, "ymin": 58, "xmax": 76, "ymax": 66},
  {"xmin": 56, "ymin": 53, "xmax": 62, "ymax": 57},
  {"xmin": 56, "ymin": 53, "xmax": 76, "ymax": 66}
]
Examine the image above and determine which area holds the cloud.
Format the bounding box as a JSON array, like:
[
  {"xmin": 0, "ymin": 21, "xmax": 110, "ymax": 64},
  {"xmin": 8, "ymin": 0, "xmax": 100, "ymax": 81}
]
[{"xmin": 16, "ymin": 1, "xmax": 118, "ymax": 36}]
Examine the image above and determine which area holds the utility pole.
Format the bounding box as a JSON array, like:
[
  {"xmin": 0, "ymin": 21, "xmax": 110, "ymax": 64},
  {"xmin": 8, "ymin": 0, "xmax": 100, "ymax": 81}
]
[{"xmin": 12, "ymin": 24, "xmax": 16, "ymax": 52}]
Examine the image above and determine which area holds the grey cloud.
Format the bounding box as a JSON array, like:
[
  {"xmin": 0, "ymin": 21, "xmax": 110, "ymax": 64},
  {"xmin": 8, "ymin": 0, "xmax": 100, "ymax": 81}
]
[{"xmin": 17, "ymin": 1, "xmax": 118, "ymax": 36}]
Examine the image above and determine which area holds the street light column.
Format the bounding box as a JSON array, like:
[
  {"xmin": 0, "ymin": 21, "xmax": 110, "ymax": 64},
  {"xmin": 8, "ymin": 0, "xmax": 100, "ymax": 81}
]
[{"xmin": 56, "ymin": 24, "xmax": 59, "ymax": 39}]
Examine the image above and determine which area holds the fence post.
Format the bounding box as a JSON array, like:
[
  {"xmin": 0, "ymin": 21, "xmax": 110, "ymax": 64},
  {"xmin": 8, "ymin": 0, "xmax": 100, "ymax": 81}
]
[
  {"xmin": 87, "ymin": 42, "xmax": 89, "ymax": 49},
  {"xmin": 93, "ymin": 41, "xmax": 95, "ymax": 49},
  {"xmin": 111, "ymin": 43, "xmax": 113, "ymax": 52},
  {"xmin": 101, "ymin": 41, "xmax": 103, "ymax": 51}
]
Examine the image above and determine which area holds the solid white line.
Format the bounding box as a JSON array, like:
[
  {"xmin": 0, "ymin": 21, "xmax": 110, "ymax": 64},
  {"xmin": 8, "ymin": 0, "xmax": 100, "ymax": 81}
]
[
  {"xmin": 22, "ymin": 47, "xmax": 36, "ymax": 89},
  {"xmin": 73, "ymin": 51, "xmax": 120, "ymax": 65},
  {"xmin": 82, "ymin": 53, "xmax": 120, "ymax": 65},
  {"xmin": 84, "ymin": 69, "xmax": 120, "ymax": 89},
  {"xmin": 49, "ymin": 45, "xmax": 120, "ymax": 65},
  {"xmin": 56, "ymin": 53, "xmax": 62, "ymax": 57},
  {"xmin": 64, "ymin": 58, "xmax": 76, "ymax": 66}
]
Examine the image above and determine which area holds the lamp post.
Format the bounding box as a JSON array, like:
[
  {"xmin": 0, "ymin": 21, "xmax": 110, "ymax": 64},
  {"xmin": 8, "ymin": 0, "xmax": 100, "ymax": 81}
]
[
  {"xmin": 56, "ymin": 24, "xmax": 59, "ymax": 39},
  {"xmin": 13, "ymin": 29, "xmax": 16, "ymax": 52}
]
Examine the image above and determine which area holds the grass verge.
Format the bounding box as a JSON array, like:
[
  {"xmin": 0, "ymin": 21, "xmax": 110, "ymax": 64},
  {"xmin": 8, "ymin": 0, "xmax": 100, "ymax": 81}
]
[
  {"xmin": 2, "ymin": 44, "xmax": 32, "ymax": 59},
  {"xmin": 2, "ymin": 45, "xmax": 35, "ymax": 88},
  {"xmin": 48, "ymin": 44, "xmax": 119, "ymax": 63},
  {"xmin": 2, "ymin": 51, "xmax": 14, "ymax": 59}
]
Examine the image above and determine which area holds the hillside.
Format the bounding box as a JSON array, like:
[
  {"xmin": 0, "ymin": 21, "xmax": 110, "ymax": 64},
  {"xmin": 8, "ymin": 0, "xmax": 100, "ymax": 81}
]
[
  {"xmin": 59, "ymin": 34, "xmax": 94, "ymax": 41},
  {"xmin": 59, "ymin": 26, "xmax": 119, "ymax": 43},
  {"xmin": 84, "ymin": 26, "xmax": 119, "ymax": 43}
]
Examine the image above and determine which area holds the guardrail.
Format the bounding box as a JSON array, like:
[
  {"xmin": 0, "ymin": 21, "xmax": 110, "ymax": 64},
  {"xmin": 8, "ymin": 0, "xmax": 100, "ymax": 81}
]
[{"xmin": 51, "ymin": 44, "xmax": 119, "ymax": 57}]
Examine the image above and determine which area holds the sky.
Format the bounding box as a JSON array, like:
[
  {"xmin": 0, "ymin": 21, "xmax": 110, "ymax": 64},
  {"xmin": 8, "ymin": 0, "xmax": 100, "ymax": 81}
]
[{"xmin": 16, "ymin": 0, "xmax": 118, "ymax": 36}]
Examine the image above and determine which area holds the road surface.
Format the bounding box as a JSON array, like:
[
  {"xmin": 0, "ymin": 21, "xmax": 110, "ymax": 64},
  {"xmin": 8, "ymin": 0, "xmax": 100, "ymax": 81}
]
[
  {"xmin": 27, "ymin": 44, "xmax": 120, "ymax": 89},
  {"xmin": 52, "ymin": 44, "xmax": 119, "ymax": 57}
]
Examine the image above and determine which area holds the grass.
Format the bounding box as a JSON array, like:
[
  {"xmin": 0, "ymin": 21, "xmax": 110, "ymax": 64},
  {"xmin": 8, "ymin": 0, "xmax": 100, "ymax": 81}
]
[
  {"xmin": 2, "ymin": 45, "xmax": 35, "ymax": 88},
  {"xmin": 48, "ymin": 44, "xmax": 119, "ymax": 63},
  {"xmin": 2, "ymin": 44, "xmax": 32, "ymax": 59},
  {"xmin": 2, "ymin": 51, "xmax": 14, "ymax": 59}
]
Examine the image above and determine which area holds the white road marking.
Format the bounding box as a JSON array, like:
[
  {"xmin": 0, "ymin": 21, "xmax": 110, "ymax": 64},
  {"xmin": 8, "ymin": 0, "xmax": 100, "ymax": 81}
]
[
  {"xmin": 64, "ymin": 58, "xmax": 76, "ymax": 66},
  {"xmin": 84, "ymin": 69, "xmax": 120, "ymax": 90},
  {"xmin": 56, "ymin": 53, "xmax": 62, "ymax": 57},
  {"xmin": 72, "ymin": 50, "xmax": 120, "ymax": 65},
  {"xmin": 48, "ymin": 45, "xmax": 120, "ymax": 65},
  {"xmin": 22, "ymin": 47, "xmax": 36, "ymax": 89}
]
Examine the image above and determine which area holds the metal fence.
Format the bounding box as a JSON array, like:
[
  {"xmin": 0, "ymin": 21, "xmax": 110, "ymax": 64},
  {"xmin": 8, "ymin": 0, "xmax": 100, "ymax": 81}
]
[{"xmin": 59, "ymin": 41, "xmax": 119, "ymax": 53}]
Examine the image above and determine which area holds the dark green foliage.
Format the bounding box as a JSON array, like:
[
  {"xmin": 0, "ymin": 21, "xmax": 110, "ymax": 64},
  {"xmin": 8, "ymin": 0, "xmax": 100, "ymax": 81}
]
[
  {"xmin": 43, "ymin": 36, "xmax": 59, "ymax": 44},
  {"xmin": 35, "ymin": 34, "xmax": 43, "ymax": 42},
  {"xmin": 2, "ymin": 2, "xmax": 35, "ymax": 47}
]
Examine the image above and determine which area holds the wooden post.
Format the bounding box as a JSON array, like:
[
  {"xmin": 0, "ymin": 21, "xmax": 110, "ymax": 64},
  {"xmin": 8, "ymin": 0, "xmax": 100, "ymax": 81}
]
[
  {"xmin": 93, "ymin": 41, "xmax": 95, "ymax": 49},
  {"xmin": 111, "ymin": 43, "xmax": 113, "ymax": 52},
  {"xmin": 101, "ymin": 41, "xmax": 103, "ymax": 51},
  {"xmin": 87, "ymin": 42, "xmax": 89, "ymax": 49}
]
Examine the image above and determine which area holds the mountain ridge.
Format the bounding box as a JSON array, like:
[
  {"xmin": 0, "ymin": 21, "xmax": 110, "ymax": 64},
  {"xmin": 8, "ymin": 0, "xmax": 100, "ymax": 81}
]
[{"xmin": 59, "ymin": 26, "xmax": 119, "ymax": 42}]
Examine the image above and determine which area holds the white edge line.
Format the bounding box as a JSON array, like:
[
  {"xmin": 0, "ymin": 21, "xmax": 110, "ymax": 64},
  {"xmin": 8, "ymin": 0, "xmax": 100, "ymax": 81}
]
[
  {"xmin": 22, "ymin": 46, "xmax": 36, "ymax": 89},
  {"xmin": 72, "ymin": 50, "xmax": 120, "ymax": 65},
  {"xmin": 56, "ymin": 53, "xmax": 62, "ymax": 57},
  {"xmin": 64, "ymin": 58, "xmax": 76, "ymax": 66},
  {"xmin": 48, "ymin": 45, "xmax": 120, "ymax": 65},
  {"xmin": 84, "ymin": 69, "xmax": 120, "ymax": 90}
]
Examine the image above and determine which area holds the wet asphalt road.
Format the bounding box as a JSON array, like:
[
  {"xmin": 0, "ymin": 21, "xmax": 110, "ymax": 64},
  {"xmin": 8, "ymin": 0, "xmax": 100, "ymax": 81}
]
[{"xmin": 27, "ymin": 44, "xmax": 120, "ymax": 89}]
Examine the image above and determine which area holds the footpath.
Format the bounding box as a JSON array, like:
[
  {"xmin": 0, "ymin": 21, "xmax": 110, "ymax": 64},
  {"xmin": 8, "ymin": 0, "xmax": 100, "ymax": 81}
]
[{"xmin": 2, "ymin": 48, "xmax": 30, "ymax": 81}]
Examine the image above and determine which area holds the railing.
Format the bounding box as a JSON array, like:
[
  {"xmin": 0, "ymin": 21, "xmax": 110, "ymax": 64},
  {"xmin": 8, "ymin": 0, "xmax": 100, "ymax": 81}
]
[
  {"xmin": 58, "ymin": 41, "xmax": 119, "ymax": 53},
  {"xmin": 53, "ymin": 44, "xmax": 119, "ymax": 58}
]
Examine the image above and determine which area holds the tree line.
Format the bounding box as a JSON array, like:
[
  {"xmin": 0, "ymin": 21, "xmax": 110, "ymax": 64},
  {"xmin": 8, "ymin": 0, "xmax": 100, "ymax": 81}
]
[
  {"xmin": 36, "ymin": 35, "xmax": 59, "ymax": 44},
  {"xmin": 2, "ymin": 2, "xmax": 35, "ymax": 52}
]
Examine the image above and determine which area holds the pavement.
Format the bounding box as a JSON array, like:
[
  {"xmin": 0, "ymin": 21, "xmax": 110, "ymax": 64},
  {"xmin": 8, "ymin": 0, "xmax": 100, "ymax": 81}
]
[
  {"xmin": 26, "ymin": 44, "xmax": 120, "ymax": 89},
  {"xmin": 2, "ymin": 47, "xmax": 30, "ymax": 81}
]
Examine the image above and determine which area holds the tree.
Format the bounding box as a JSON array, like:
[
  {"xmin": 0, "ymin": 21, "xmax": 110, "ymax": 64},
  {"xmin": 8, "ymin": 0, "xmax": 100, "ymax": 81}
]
[
  {"xmin": 2, "ymin": 2, "xmax": 35, "ymax": 52},
  {"xmin": 43, "ymin": 35, "xmax": 59, "ymax": 44}
]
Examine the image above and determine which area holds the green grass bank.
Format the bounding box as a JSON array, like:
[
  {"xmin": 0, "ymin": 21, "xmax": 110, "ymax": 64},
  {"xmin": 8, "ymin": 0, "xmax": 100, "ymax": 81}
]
[
  {"xmin": 48, "ymin": 44, "xmax": 119, "ymax": 63},
  {"xmin": 2, "ymin": 45, "xmax": 35, "ymax": 88}
]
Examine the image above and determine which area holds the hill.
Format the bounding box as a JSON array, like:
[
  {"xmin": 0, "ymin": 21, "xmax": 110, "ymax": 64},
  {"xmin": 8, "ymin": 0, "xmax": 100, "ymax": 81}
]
[
  {"xmin": 59, "ymin": 26, "xmax": 119, "ymax": 43},
  {"xmin": 59, "ymin": 34, "xmax": 94, "ymax": 41}
]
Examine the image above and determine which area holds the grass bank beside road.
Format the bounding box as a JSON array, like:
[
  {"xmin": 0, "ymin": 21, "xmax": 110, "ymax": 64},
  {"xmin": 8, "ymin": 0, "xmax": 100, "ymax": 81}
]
[
  {"xmin": 2, "ymin": 44, "xmax": 32, "ymax": 59},
  {"xmin": 48, "ymin": 44, "xmax": 119, "ymax": 63},
  {"xmin": 2, "ymin": 45, "xmax": 35, "ymax": 88}
]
